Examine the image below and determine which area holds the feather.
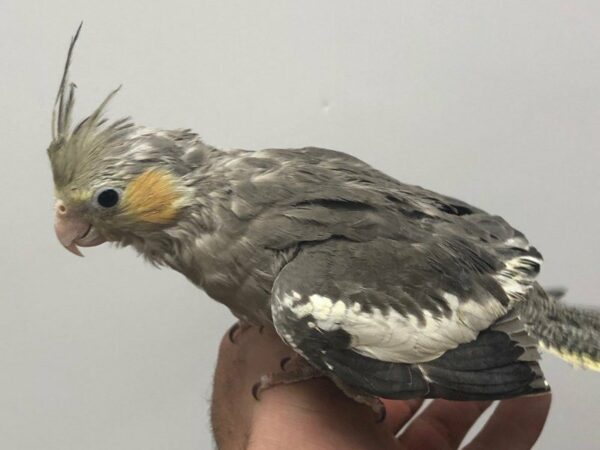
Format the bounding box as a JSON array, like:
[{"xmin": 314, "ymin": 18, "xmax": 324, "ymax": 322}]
[{"xmin": 52, "ymin": 22, "xmax": 82, "ymax": 140}]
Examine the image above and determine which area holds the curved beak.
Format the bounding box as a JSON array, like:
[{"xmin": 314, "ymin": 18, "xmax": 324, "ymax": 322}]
[{"xmin": 54, "ymin": 200, "xmax": 106, "ymax": 256}]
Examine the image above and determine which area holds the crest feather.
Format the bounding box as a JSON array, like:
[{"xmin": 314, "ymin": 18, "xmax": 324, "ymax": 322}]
[
  {"xmin": 49, "ymin": 23, "xmax": 132, "ymax": 154},
  {"xmin": 48, "ymin": 25, "xmax": 136, "ymax": 189},
  {"xmin": 52, "ymin": 22, "xmax": 82, "ymax": 140}
]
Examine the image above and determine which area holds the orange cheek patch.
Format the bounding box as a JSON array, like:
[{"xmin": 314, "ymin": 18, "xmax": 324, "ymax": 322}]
[{"xmin": 122, "ymin": 170, "xmax": 181, "ymax": 224}]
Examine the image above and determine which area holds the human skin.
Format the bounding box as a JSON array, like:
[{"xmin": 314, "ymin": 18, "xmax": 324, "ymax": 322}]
[{"xmin": 211, "ymin": 326, "xmax": 552, "ymax": 450}]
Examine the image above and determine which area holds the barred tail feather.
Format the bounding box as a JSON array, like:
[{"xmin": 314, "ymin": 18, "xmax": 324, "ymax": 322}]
[{"xmin": 516, "ymin": 285, "xmax": 600, "ymax": 371}]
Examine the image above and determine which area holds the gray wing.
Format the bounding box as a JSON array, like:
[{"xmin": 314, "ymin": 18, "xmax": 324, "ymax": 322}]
[
  {"xmin": 227, "ymin": 146, "xmax": 547, "ymax": 397},
  {"xmin": 271, "ymin": 238, "xmax": 548, "ymax": 399},
  {"xmin": 272, "ymin": 236, "xmax": 541, "ymax": 363}
]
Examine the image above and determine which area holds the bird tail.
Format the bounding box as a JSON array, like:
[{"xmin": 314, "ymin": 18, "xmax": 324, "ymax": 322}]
[{"xmin": 515, "ymin": 286, "xmax": 600, "ymax": 371}]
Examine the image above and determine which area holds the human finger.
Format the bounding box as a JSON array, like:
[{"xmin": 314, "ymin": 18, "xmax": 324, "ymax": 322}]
[
  {"xmin": 463, "ymin": 393, "xmax": 551, "ymax": 450},
  {"xmin": 398, "ymin": 399, "xmax": 492, "ymax": 450},
  {"xmin": 381, "ymin": 398, "xmax": 424, "ymax": 435}
]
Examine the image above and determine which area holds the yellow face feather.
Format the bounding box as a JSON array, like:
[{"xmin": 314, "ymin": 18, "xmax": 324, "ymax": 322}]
[{"xmin": 121, "ymin": 169, "xmax": 182, "ymax": 224}]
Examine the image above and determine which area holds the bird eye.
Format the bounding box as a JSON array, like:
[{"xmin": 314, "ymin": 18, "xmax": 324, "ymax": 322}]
[{"xmin": 95, "ymin": 188, "xmax": 120, "ymax": 208}]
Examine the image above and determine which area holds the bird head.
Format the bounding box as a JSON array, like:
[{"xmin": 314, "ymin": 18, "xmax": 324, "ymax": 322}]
[{"xmin": 48, "ymin": 25, "xmax": 193, "ymax": 256}]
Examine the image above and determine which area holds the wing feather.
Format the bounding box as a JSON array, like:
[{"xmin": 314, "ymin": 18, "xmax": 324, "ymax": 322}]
[{"xmin": 272, "ymin": 235, "xmax": 540, "ymax": 364}]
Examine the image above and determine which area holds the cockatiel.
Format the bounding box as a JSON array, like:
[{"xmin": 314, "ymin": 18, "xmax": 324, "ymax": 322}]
[{"xmin": 48, "ymin": 27, "xmax": 599, "ymax": 415}]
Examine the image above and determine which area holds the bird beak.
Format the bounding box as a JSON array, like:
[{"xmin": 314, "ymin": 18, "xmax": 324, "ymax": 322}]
[{"xmin": 54, "ymin": 200, "xmax": 106, "ymax": 257}]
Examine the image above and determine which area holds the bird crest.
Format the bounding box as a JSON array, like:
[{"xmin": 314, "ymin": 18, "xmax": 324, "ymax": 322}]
[{"xmin": 47, "ymin": 23, "xmax": 133, "ymax": 187}]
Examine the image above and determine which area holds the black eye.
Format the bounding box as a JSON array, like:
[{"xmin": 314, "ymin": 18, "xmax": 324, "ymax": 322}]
[{"xmin": 96, "ymin": 188, "xmax": 120, "ymax": 208}]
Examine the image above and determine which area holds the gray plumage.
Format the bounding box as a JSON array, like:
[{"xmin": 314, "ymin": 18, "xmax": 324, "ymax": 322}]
[{"xmin": 47, "ymin": 28, "xmax": 600, "ymax": 402}]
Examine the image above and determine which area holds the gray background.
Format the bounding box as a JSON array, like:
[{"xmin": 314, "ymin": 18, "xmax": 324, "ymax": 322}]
[{"xmin": 1, "ymin": 1, "xmax": 598, "ymax": 449}]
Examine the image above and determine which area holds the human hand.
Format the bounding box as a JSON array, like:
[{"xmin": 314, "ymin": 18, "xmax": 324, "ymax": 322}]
[{"xmin": 211, "ymin": 325, "xmax": 551, "ymax": 450}]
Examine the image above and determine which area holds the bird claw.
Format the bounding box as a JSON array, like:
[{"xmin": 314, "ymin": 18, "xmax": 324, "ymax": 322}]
[
  {"xmin": 374, "ymin": 402, "xmax": 387, "ymax": 423},
  {"xmin": 280, "ymin": 356, "xmax": 292, "ymax": 371},
  {"xmin": 252, "ymin": 379, "xmax": 264, "ymax": 401},
  {"xmin": 252, "ymin": 375, "xmax": 275, "ymax": 401},
  {"xmin": 227, "ymin": 324, "xmax": 238, "ymax": 343},
  {"xmin": 227, "ymin": 321, "xmax": 252, "ymax": 344}
]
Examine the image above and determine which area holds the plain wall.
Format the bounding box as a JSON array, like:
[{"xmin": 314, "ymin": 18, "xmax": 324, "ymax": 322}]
[{"xmin": 1, "ymin": 1, "xmax": 598, "ymax": 449}]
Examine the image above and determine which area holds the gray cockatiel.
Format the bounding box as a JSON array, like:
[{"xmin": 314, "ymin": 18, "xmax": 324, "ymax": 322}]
[{"xmin": 48, "ymin": 27, "xmax": 599, "ymax": 414}]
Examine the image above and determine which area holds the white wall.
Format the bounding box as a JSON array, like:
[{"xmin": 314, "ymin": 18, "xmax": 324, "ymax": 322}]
[{"xmin": 1, "ymin": 1, "xmax": 598, "ymax": 448}]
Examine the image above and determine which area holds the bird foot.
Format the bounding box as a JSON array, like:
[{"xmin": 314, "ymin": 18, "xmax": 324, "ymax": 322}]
[
  {"xmin": 227, "ymin": 321, "xmax": 253, "ymax": 344},
  {"xmin": 331, "ymin": 377, "xmax": 387, "ymax": 423},
  {"xmin": 252, "ymin": 356, "xmax": 323, "ymax": 400},
  {"xmin": 250, "ymin": 354, "xmax": 385, "ymax": 422}
]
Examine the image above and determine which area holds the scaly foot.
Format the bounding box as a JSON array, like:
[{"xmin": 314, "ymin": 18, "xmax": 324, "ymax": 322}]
[
  {"xmin": 252, "ymin": 354, "xmax": 324, "ymax": 400},
  {"xmin": 331, "ymin": 377, "xmax": 387, "ymax": 423}
]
